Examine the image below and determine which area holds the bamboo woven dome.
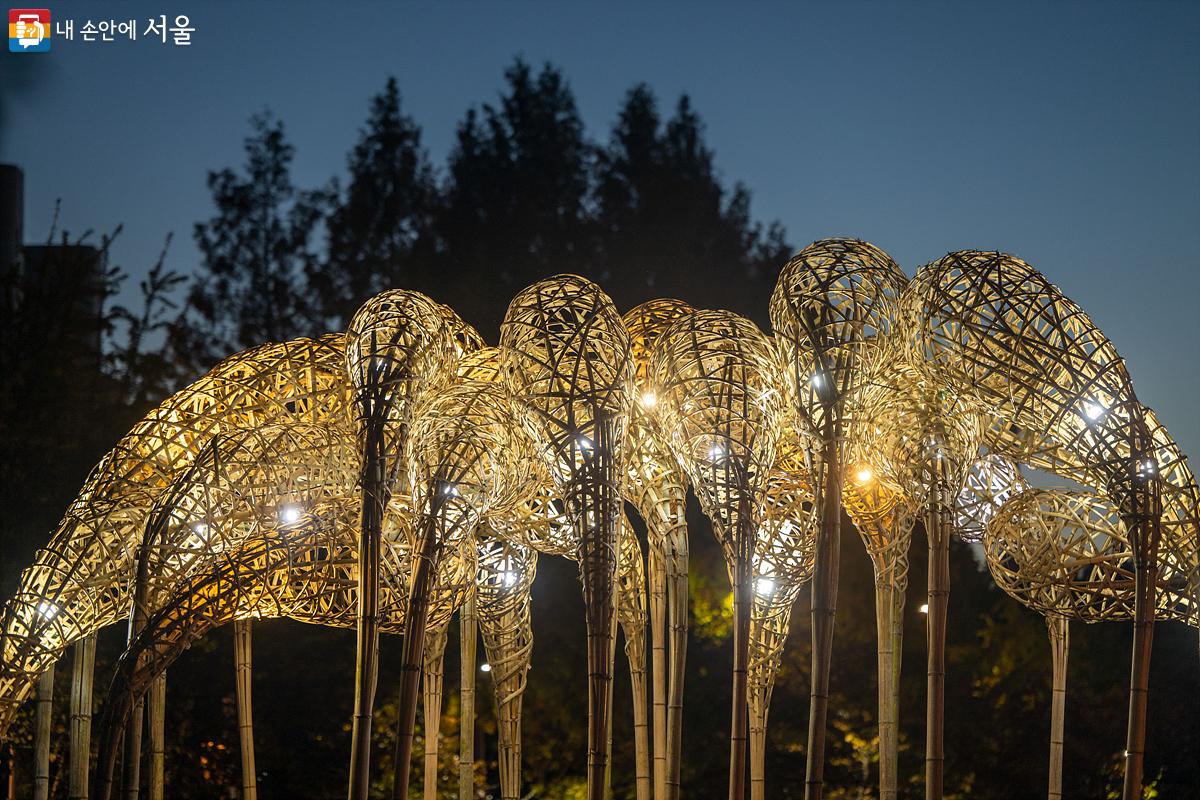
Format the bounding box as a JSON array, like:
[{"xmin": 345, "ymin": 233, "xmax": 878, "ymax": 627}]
[
  {"xmin": 649, "ymin": 309, "xmax": 785, "ymax": 547},
  {"xmin": 984, "ymin": 488, "xmax": 1191, "ymax": 623},
  {"xmin": 955, "ymin": 454, "xmax": 1029, "ymax": 544},
  {"xmin": 0, "ymin": 334, "xmax": 352, "ymax": 733}
]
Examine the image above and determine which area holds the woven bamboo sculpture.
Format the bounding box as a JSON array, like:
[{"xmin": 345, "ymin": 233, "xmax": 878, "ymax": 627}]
[
  {"xmin": 0, "ymin": 335, "xmax": 352, "ymax": 735},
  {"xmin": 841, "ymin": 395, "xmax": 920, "ymax": 800},
  {"xmin": 622, "ymin": 298, "xmax": 695, "ymax": 800},
  {"xmin": 343, "ymin": 290, "xmax": 466, "ymax": 800},
  {"xmin": 499, "ymin": 274, "xmax": 634, "ymax": 800},
  {"xmin": 648, "ymin": 308, "xmax": 786, "ymax": 800},
  {"xmin": 906, "ymin": 251, "xmax": 1169, "ymax": 799},
  {"xmin": 748, "ymin": 428, "xmax": 819, "ymax": 800},
  {"xmin": 769, "ymin": 237, "xmax": 908, "ymax": 800},
  {"xmin": 985, "ymin": 487, "xmax": 1195, "ymax": 800}
]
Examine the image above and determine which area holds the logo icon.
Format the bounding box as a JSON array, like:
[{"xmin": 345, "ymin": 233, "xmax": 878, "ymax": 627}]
[{"xmin": 9, "ymin": 9, "xmax": 50, "ymax": 52}]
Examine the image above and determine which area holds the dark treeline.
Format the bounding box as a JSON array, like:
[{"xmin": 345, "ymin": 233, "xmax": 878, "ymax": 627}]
[
  {"xmin": 173, "ymin": 60, "xmax": 788, "ymax": 375},
  {"xmin": 1, "ymin": 59, "xmax": 1197, "ymax": 799}
]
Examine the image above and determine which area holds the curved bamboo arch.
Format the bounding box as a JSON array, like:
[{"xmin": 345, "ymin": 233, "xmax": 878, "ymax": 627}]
[{"xmin": 0, "ymin": 334, "xmax": 352, "ymax": 733}]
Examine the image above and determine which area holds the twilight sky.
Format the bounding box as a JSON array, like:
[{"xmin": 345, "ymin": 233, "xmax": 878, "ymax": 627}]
[{"xmin": 1, "ymin": 1, "xmax": 1197, "ymax": 454}]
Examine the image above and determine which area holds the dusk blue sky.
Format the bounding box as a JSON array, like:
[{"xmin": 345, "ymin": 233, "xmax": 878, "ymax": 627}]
[{"xmin": 1, "ymin": 2, "xmax": 1197, "ymax": 454}]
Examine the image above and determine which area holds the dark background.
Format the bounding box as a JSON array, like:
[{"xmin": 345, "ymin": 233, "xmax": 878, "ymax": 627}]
[{"xmin": 1, "ymin": 3, "xmax": 1197, "ymax": 798}]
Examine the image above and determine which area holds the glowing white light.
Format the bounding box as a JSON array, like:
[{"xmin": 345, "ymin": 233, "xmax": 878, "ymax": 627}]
[
  {"xmin": 578, "ymin": 436, "xmax": 594, "ymax": 451},
  {"xmin": 810, "ymin": 372, "xmax": 824, "ymax": 389},
  {"xmin": 442, "ymin": 483, "xmax": 460, "ymax": 497},
  {"xmin": 1083, "ymin": 401, "xmax": 1105, "ymax": 422},
  {"xmin": 918, "ymin": 603, "xmax": 929, "ymax": 614},
  {"xmin": 37, "ymin": 601, "xmax": 59, "ymax": 621},
  {"xmin": 480, "ymin": 663, "xmax": 492, "ymax": 673},
  {"xmin": 279, "ymin": 505, "xmax": 302, "ymax": 525},
  {"xmin": 501, "ymin": 571, "xmax": 518, "ymax": 587},
  {"xmin": 708, "ymin": 441, "xmax": 726, "ymax": 461},
  {"xmin": 854, "ymin": 467, "xmax": 874, "ymax": 485},
  {"xmin": 1138, "ymin": 459, "xmax": 1157, "ymax": 477},
  {"xmin": 639, "ymin": 391, "xmax": 657, "ymax": 409},
  {"xmin": 755, "ymin": 577, "xmax": 775, "ymax": 597},
  {"xmin": 193, "ymin": 522, "xmax": 209, "ymax": 536}
]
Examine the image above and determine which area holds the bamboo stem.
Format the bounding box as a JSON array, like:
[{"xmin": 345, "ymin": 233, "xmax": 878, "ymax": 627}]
[
  {"xmin": 391, "ymin": 503, "xmax": 440, "ymax": 800},
  {"xmin": 121, "ymin": 700, "xmax": 143, "ymax": 800},
  {"xmin": 423, "ymin": 630, "xmax": 447, "ymax": 800},
  {"xmin": 665, "ymin": 541, "xmax": 689, "ymax": 800},
  {"xmin": 234, "ymin": 619, "xmax": 257, "ymax": 800},
  {"xmin": 147, "ymin": 673, "xmax": 165, "ymax": 800},
  {"xmin": 805, "ymin": 439, "xmax": 842, "ymax": 800},
  {"xmin": 70, "ymin": 634, "xmax": 97, "ymax": 800},
  {"xmin": 34, "ymin": 667, "xmax": 53, "ymax": 800},
  {"xmin": 648, "ymin": 545, "xmax": 668, "ymax": 800},
  {"xmin": 1046, "ymin": 616, "xmax": 1069, "ymax": 800},
  {"xmin": 459, "ymin": 591, "xmax": 477, "ymax": 800},
  {"xmin": 874, "ymin": 577, "xmax": 905, "ymax": 800},
  {"xmin": 349, "ymin": 421, "xmax": 386, "ymax": 800},
  {"xmin": 623, "ymin": 613, "xmax": 651, "ymax": 800},
  {"xmin": 925, "ymin": 460, "xmax": 951, "ymax": 800},
  {"xmin": 729, "ymin": 551, "xmax": 751, "ymax": 800}
]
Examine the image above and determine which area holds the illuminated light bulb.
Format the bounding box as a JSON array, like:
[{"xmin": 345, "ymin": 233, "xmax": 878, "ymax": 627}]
[
  {"xmin": 279, "ymin": 505, "xmax": 302, "ymax": 525},
  {"xmin": 918, "ymin": 603, "xmax": 929, "ymax": 614},
  {"xmin": 193, "ymin": 522, "xmax": 209, "ymax": 536},
  {"xmin": 442, "ymin": 483, "xmax": 460, "ymax": 497},
  {"xmin": 708, "ymin": 441, "xmax": 726, "ymax": 461},
  {"xmin": 854, "ymin": 467, "xmax": 874, "ymax": 485},
  {"xmin": 578, "ymin": 436, "xmax": 594, "ymax": 451},
  {"xmin": 480, "ymin": 663, "xmax": 492, "ymax": 673},
  {"xmin": 1082, "ymin": 401, "xmax": 1105, "ymax": 422},
  {"xmin": 755, "ymin": 577, "xmax": 775, "ymax": 597},
  {"xmin": 37, "ymin": 601, "xmax": 59, "ymax": 620},
  {"xmin": 639, "ymin": 391, "xmax": 657, "ymax": 409},
  {"xmin": 502, "ymin": 571, "xmax": 518, "ymax": 587}
]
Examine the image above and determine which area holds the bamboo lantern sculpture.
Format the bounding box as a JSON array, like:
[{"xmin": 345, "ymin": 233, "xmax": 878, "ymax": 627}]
[
  {"xmin": 840, "ymin": 417, "xmax": 919, "ymax": 800},
  {"xmin": 0, "ymin": 335, "xmax": 352, "ymax": 736},
  {"xmin": 851, "ymin": 337, "xmax": 987, "ymax": 800},
  {"xmin": 388, "ymin": 379, "xmax": 530, "ymax": 798},
  {"xmin": 907, "ymin": 251, "xmax": 1168, "ymax": 798},
  {"xmin": 499, "ymin": 275, "xmax": 634, "ymax": 800},
  {"xmin": 748, "ymin": 431, "xmax": 819, "ymax": 800},
  {"xmin": 474, "ymin": 536, "xmax": 537, "ymax": 800},
  {"xmin": 344, "ymin": 290, "xmax": 470, "ymax": 799},
  {"xmin": 622, "ymin": 298, "xmax": 696, "ymax": 800},
  {"xmin": 985, "ymin": 488, "xmax": 1195, "ymax": 800},
  {"xmin": 649, "ymin": 309, "xmax": 786, "ymax": 800},
  {"xmin": 768, "ymin": 238, "xmax": 907, "ymax": 800}
]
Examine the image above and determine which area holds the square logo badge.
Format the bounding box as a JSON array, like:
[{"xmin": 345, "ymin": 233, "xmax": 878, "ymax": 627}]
[{"xmin": 9, "ymin": 8, "xmax": 50, "ymax": 52}]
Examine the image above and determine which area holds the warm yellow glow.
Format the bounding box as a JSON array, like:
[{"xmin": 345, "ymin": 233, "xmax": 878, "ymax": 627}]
[
  {"xmin": 854, "ymin": 466, "xmax": 874, "ymax": 485},
  {"xmin": 639, "ymin": 390, "xmax": 657, "ymax": 409}
]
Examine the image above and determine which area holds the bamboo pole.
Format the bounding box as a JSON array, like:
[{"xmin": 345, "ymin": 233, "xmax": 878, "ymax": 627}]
[
  {"xmin": 423, "ymin": 629, "xmax": 447, "ymax": 800},
  {"xmin": 874, "ymin": 577, "xmax": 905, "ymax": 800},
  {"xmin": 805, "ymin": 438, "xmax": 841, "ymax": 800},
  {"xmin": 924, "ymin": 458, "xmax": 952, "ymax": 800},
  {"xmin": 459, "ymin": 591, "xmax": 477, "ymax": 800},
  {"xmin": 70, "ymin": 634, "xmax": 97, "ymax": 800},
  {"xmin": 147, "ymin": 673, "xmax": 165, "ymax": 800},
  {"xmin": 729, "ymin": 556, "xmax": 751, "ymax": 800},
  {"xmin": 234, "ymin": 619, "xmax": 257, "ymax": 800},
  {"xmin": 34, "ymin": 667, "xmax": 53, "ymax": 800},
  {"xmin": 349, "ymin": 420, "xmax": 386, "ymax": 800},
  {"xmin": 122, "ymin": 698, "xmax": 143, "ymax": 800},
  {"xmin": 648, "ymin": 545, "xmax": 668, "ymax": 800},
  {"xmin": 1046, "ymin": 617, "xmax": 1069, "ymax": 800},
  {"xmin": 665, "ymin": 535, "xmax": 689, "ymax": 800}
]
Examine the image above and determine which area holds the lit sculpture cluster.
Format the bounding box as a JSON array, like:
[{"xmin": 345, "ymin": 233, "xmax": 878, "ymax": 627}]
[{"xmin": 0, "ymin": 239, "xmax": 1196, "ymax": 800}]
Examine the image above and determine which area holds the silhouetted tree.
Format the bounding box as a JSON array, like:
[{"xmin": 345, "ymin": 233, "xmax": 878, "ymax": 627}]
[
  {"xmin": 310, "ymin": 78, "xmax": 438, "ymax": 329},
  {"xmin": 438, "ymin": 59, "xmax": 594, "ymax": 336},
  {"xmin": 174, "ymin": 112, "xmax": 330, "ymax": 370}
]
